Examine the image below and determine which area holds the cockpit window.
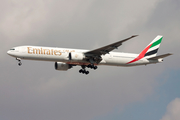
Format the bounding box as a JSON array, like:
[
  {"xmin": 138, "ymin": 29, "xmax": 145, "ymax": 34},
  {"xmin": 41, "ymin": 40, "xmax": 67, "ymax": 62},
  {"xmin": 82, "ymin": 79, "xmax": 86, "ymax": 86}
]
[{"xmin": 10, "ymin": 48, "xmax": 15, "ymax": 50}]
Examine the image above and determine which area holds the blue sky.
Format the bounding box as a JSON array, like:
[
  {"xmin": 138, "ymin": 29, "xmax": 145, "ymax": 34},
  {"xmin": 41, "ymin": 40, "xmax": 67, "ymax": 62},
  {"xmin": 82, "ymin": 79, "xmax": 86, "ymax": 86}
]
[{"xmin": 1, "ymin": 0, "xmax": 180, "ymax": 120}]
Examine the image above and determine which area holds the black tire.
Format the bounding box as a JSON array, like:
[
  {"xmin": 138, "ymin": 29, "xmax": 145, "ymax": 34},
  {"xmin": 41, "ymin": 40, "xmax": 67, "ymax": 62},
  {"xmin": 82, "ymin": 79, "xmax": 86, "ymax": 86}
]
[
  {"xmin": 82, "ymin": 70, "xmax": 85, "ymax": 74},
  {"xmin": 86, "ymin": 71, "xmax": 89, "ymax": 75},
  {"xmin": 94, "ymin": 66, "xmax": 97, "ymax": 70}
]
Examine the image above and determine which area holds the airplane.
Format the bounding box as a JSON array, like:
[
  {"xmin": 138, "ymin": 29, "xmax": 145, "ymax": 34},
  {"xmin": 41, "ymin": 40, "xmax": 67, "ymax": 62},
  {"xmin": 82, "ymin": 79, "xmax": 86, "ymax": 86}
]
[{"xmin": 7, "ymin": 35, "xmax": 172, "ymax": 75}]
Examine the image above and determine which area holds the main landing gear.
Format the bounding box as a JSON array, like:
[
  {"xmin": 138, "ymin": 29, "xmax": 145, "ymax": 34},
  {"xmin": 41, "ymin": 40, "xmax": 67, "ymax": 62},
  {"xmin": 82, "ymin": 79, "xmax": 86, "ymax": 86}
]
[
  {"xmin": 79, "ymin": 65, "xmax": 89, "ymax": 75},
  {"xmin": 79, "ymin": 69, "xmax": 89, "ymax": 75},
  {"xmin": 87, "ymin": 64, "xmax": 97, "ymax": 70},
  {"xmin": 16, "ymin": 58, "xmax": 22, "ymax": 66},
  {"xmin": 79, "ymin": 64, "xmax": 98, "ymax": 75}
]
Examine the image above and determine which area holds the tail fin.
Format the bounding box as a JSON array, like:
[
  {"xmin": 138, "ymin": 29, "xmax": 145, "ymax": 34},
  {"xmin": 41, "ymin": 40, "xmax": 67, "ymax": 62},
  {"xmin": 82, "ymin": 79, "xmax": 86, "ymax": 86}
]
[
  {"xmin": 127, "ymin": 35, "xmax": 163, "ymax": 64},
  {"xmin": 144, "ymin": 35, "xmax": 163, "ymax": 59}
]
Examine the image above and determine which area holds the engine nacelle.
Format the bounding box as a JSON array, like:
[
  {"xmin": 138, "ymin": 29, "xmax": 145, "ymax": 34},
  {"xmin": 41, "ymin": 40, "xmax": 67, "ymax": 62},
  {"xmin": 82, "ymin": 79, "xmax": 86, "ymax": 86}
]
[
  {"xmin": 69, "ymin": 52, "xmax": 85, "ymax": 61},
  {"xmin": 55, "ymin": 62, "xmax": 71, "ymax": 71}
]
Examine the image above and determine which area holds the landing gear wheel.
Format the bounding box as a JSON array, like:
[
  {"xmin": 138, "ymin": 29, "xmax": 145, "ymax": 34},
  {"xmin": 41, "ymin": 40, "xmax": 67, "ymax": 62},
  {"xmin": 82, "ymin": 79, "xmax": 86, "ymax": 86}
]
[
  {"xmin": 79, "ymin": 68, "xmax": 89, "ymax": 75},
  {"xmin": 79, "ymin": 69, "xmax": 82, "ymax": 73},
  {"xmin": 85, "ymin": 71, "xmax": 89, "ymax": 75},
  {"xmin": 94, "ymin": 66, "xmax": 97, "ymax": 70},
  {"xmin": 87, "ymin": 64, "xmax": 98, "ymax": 70},
  {"xmin": 16, "ymin": 58, "xmax": 22, "ymax": 66},
  {"xmin": 82, "ymin": 69, "xmax": 86, "ymax": 74},
  {"xmin": 18, "ymin": 62, "xmax": 22, "ymax": 66}
]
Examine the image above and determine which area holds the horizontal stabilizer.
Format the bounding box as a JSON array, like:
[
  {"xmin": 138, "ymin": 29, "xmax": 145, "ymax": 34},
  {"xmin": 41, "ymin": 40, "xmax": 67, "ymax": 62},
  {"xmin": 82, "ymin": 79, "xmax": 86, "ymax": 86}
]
[{"xmin": 148, "ymin": 53, "xmax": 172, "ymax": 60}]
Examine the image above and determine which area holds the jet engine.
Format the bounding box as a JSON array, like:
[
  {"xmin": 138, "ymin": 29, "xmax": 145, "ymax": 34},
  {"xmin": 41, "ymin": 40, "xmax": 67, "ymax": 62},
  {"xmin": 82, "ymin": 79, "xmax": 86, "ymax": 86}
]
[{"xmin": 54, "ymin": 62, "xmax": 72, "ymax": 71}]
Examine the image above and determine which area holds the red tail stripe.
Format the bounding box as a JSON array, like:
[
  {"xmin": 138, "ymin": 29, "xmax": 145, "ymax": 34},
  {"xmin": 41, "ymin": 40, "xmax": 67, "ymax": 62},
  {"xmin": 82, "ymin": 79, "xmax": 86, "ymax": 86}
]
[{"xmin": 127, "ymin": 43, "xmax": 152, "ymax": 64}]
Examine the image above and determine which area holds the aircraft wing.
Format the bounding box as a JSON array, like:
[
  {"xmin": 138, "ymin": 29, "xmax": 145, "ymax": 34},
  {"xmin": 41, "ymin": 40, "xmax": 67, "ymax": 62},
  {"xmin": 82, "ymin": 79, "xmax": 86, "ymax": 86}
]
[{"xmin": 84, "ymin": 35, "xmax": 138, "ymax": 56}]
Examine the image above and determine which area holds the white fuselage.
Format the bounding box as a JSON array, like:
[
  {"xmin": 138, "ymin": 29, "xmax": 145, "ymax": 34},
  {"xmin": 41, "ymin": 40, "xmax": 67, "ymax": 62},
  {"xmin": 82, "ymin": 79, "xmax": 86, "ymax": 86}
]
[{"xmin": 7, "ymin": 46, "xmax": 160, "ymax": 67}]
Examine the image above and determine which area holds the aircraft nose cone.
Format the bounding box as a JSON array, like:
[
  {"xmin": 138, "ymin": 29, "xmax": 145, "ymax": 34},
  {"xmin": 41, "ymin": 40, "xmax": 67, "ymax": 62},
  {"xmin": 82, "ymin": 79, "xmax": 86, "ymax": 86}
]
[{"xmin": 7, "ymin": 50, "xmax": 11, "ymax": 55}]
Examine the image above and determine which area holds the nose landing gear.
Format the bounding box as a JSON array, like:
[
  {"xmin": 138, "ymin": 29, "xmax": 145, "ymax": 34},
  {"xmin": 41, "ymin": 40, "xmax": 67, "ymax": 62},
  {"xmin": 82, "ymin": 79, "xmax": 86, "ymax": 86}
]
[{"xmin": 16, "ymin": 58, "xmax": 22, "ymax": 66}]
